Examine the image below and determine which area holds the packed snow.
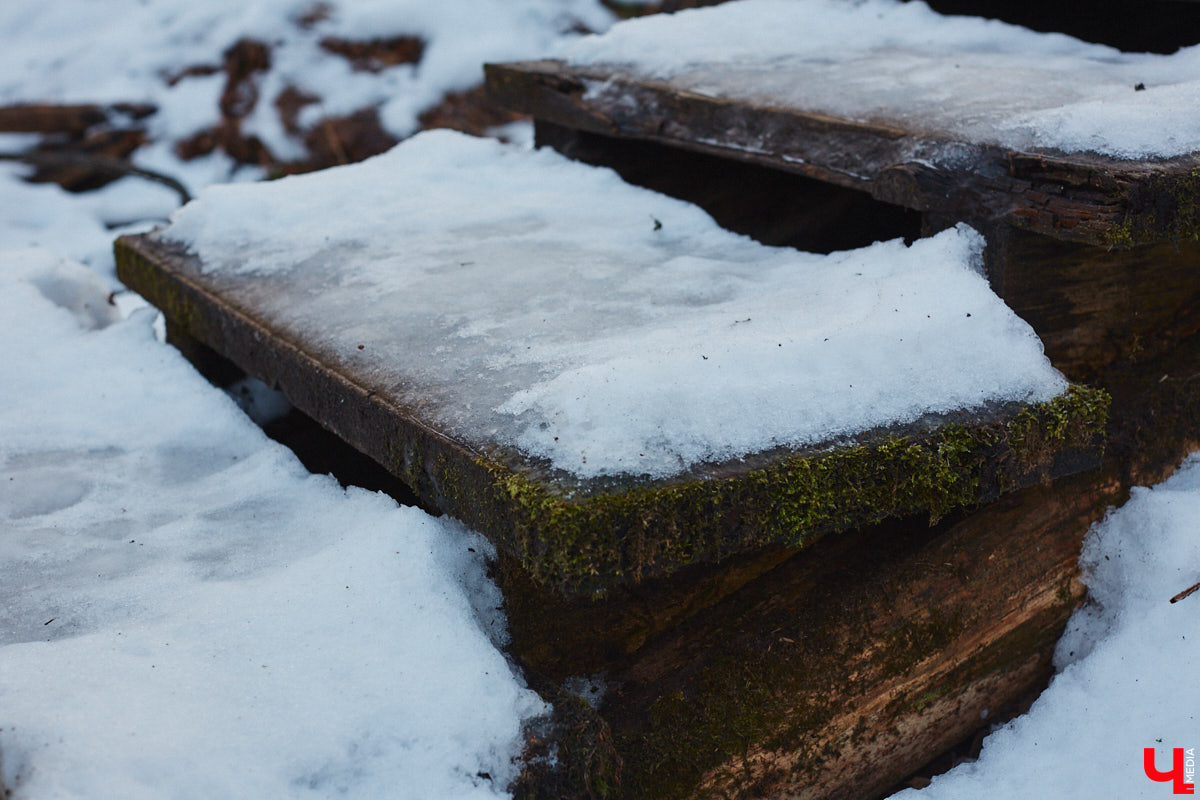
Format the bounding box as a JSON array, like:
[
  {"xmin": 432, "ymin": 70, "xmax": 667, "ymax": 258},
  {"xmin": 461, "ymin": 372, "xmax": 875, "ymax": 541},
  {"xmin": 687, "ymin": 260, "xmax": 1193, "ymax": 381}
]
[
  {"xmin": 0, "ymin": 248, "xmax": 544, "ymax": 799},
  {"xmin": 1, "ymin": 0, "xmax": 1198, "ymax": 798},
  {"xmin": 562, "ymin": 0, "xmax": 1200, "ymax": 159},
  {"xmin": 158, "ymin": 130, "xmax": 1066, "ymax": 479}
]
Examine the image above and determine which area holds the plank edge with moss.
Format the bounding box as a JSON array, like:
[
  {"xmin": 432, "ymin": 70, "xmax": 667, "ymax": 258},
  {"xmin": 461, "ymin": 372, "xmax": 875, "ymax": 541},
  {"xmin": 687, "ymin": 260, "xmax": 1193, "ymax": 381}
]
[{"xmin": 116, "ymin": 231, "xmax": 1107, "ymax": 598}]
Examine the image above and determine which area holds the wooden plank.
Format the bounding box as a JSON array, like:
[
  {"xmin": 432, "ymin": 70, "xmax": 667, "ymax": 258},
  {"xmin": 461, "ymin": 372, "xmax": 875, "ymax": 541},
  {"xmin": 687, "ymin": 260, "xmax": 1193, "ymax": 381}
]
[
  {"xmin": 990, "ymin": 227, "xmax": 1200, "ymax": 382},
  {"xmin": 115, "ymin": 230, "xmax": 1104, "ymax": 598},
  {"xmin": 485, "ymin": 60, "xmax": 1200, "ymax": 247}
]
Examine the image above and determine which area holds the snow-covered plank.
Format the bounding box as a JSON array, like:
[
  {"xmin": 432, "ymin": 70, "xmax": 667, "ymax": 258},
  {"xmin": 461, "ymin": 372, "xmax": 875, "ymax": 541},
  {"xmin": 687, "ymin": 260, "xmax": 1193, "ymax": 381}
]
[
  {"xmin": 116, "ymin": 130, "xmax": 1106, "ymax": 596},
  {"xmin": 486, "ymin": 0, "xmax": 1200, "ymax": 247}
]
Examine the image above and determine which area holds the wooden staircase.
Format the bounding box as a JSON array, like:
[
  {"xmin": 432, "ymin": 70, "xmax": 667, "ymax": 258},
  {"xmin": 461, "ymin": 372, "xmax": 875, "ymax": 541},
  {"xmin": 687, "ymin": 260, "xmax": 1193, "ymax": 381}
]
[{"xmin": 117, "ymin": 4, "xmax": 1200, "ymax": 797}]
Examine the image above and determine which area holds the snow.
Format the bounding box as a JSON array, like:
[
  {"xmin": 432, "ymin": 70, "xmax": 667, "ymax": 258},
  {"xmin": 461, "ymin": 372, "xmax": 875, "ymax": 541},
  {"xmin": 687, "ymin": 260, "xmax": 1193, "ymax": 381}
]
[
  {"xmin": 0, "ymin": 0, "xmax": 615, "ymax": 164},
  {"xmin": 0, "ymin": 164, "xmax": 121, "ymax": 285},
  {"xmin": 159, "ymin": 130, "xmax": 1066, "ymax": 479},
  {"xmin": 891, "ymin": 454, "xmax": 1200, "ymax": 799},
  {"xmin": 0, "ymin": 1, "xmax": 1197, "ymax": 797},
  {"xmin": 0, "ymin": 248, "xmax": 545, "ymax": 799},
  {"xmin": 561, "ymin": 0, "xmax": 1200, "ymax": 159}
]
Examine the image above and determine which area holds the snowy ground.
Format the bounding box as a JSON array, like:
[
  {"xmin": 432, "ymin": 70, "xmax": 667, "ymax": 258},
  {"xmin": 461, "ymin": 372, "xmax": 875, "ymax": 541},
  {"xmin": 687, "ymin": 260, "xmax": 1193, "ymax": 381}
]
[{"xmin": 1, "ymin": 1, "xmax": 1198, "ymax": 798}]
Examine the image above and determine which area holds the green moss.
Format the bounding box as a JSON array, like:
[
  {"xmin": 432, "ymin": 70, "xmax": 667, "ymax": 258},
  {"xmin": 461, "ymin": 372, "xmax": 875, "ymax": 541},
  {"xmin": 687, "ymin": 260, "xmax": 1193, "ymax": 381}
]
[
  {"xmin": 114, "ymin": 238, "xmax": 211, "ymax": 342},
  {"xmin": 1107, "ymin": 166, "xmax": 1200, "ymax": 247},
  {"xmin": 1103, "ymin": 219, "xmax": 1136, "ymax": 249},
  {"xmin": 1006, "ymin": 384, "xmax": 1110, "ymax": 473},
  {"xmin": 461, "ymin": 385, "xmax": 1108, "ymax": 597}
]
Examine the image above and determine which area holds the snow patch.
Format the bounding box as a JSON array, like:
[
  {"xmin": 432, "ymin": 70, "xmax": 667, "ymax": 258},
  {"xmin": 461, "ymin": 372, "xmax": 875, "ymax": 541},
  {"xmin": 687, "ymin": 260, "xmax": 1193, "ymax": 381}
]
[
  {"xmin": 0, "ymin": 247, "xmax": 544, "ymax": 800},
  {"xmin": 0, "ymin": 0, "xmax": 615, "ymax": 158}
]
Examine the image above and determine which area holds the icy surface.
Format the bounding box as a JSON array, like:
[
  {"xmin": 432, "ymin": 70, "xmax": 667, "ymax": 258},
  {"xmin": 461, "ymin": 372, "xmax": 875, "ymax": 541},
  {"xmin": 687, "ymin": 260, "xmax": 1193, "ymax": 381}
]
[
  {"xmin": 160, "ymin": 130, "xmax": 1066, "ymax": 480},
  {"xmin": 0, "ymin": 0, "xmax": 614, "ymax": 167},
  {"xmin": 562, "ymin": 0, "xmax": 1200, "ymax": 159},
  {"xmin": 0, "ymin": 248, "xmax": 545, "ymax": 799},
  {"xmin": 890, "ymin": 454, "xmax": 1200, "ymax": 799}
]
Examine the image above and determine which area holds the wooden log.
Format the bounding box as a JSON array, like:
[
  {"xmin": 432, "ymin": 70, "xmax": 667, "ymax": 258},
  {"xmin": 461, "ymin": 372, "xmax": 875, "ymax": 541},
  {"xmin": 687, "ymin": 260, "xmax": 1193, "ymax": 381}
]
[
  {"xmin": 0, "ymin": 104, "xmax": 108, "ymax": 135},
  {"xmin": 591, "ymin": 467, "xmax": 1115, "ymax": 800},
  {"xmin": 138, "ymin": 276, "xmax": 1200, "ymax": 800},
  {"xmin": 989, "ymin": 227, "xmax": 1200, "ymax": 383}
]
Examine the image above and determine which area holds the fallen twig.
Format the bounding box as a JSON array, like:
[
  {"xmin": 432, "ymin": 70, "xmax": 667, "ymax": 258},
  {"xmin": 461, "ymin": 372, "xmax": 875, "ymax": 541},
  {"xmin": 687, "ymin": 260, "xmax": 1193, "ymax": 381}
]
[
  {"xmin": 0, "ymin": 149, "xmax": 192, "ymax": 204},
  {"xmin": 1170, "ymin": 580, "xmax": 1200, "ymax": 604}
]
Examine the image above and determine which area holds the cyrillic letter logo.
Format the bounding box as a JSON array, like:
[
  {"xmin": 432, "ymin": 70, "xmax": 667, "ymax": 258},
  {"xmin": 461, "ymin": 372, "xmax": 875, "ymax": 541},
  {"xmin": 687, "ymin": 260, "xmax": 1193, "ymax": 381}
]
[{"xmin": 1145, "ymin": 748, "xmax": 1196, "ymax": 795}]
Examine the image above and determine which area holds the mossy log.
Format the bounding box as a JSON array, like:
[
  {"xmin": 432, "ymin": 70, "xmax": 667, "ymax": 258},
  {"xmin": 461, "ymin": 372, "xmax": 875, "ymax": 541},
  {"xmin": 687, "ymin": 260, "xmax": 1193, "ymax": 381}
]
[{"xmin": 116, "ymin": 233, "xmax": 1106, "ymax": 598}]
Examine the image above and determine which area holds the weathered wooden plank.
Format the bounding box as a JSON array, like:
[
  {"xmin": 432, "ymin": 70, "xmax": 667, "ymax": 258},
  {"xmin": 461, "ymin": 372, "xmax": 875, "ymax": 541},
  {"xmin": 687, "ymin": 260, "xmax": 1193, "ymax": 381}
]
[
  {"xmin": 485, "ymin": 60, "xmax": 1200, "ymax": 248},
  {"xmin": 990, "ymin": 227, "xmax": 1200, "ymax": 382},
  {"xmin": 532, "ymin": 120, "xmax": 924, "ymax": 254},
  {"xmin": 593, "ymin": 467, "xmax": 1113, "ymax": 800},
  {"xmin": 116, "ymin": 232, "xmax": 1105, "ymax": 598}
]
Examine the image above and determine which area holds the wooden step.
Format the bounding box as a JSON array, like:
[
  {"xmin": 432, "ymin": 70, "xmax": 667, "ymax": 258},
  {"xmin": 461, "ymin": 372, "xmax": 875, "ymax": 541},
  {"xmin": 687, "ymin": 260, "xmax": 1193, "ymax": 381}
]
[
  {"xmin": 486, "ymin": 12, "xmax": 1200, "ymax": 383},
  {"xmin": 485, "ymin": 50, "xmax": 1199, "ymax": 249},
  {"xmin": 114, "ymin": 132, "xmax": 1105, "ymax": 600}
]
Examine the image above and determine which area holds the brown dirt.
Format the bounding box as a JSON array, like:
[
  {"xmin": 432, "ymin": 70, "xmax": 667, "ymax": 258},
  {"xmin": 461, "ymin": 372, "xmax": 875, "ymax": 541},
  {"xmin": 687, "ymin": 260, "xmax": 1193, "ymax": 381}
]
[
  {"xmin": 418, "ymin": 86, "xmax": 526, "ymax": 138},
  {"xmin": 319, "ymin": 35, "xmax": 425, "ymax": 72}
]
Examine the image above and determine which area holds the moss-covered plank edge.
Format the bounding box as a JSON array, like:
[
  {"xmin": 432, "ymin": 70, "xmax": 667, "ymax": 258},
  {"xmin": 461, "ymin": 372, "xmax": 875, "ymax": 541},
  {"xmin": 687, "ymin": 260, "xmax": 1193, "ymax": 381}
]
[
  {"xmin": 439, "ymin": 386, "xmax": 1108, "ymax": 597},
  {"xmin": 1105, "ymin": 165, "xmax": 1200, "ymax": 248}
]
